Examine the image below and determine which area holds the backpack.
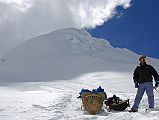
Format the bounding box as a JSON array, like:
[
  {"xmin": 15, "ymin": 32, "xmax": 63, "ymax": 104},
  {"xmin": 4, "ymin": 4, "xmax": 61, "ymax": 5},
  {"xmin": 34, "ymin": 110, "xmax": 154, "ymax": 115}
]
[{"xmin": 105, "ymin": 95, "xmax": 130, "ymax": 111}]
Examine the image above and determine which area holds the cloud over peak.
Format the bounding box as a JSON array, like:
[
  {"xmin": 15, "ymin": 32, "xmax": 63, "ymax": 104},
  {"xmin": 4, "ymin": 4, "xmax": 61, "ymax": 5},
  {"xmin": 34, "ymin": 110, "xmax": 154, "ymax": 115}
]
[
  {"xmin": 0, "ymin": 0, "xmax": 132, "ymax": 55},
  {"xmin": 68, "ymin": 0, "xmax": 131, "ymax": 28}
]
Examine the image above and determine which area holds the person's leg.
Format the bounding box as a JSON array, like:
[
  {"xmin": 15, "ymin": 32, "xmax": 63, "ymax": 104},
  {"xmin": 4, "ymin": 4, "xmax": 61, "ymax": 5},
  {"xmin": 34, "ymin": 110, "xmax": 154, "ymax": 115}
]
[
  {"xmin": 145, "ymin": 82, "xmax": 154, "ymax": 108},
  {"xmin": 133, "ymin": 83, "xmax": 145, "ymax": 109}
]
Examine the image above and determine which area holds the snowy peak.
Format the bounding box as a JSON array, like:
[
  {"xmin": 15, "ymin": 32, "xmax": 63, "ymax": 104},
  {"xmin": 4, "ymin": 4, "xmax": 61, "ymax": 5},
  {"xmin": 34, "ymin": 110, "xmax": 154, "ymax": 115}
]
[
  {"xmin": 49, "ymin": 28, "xmax": 113, "ymax": 53},
  {"xmin": 51, "ymin": 28, "xmax": 92, "ymax": 37},
  {"xmin": 0, "ymin": 28, "xmax": 158, "ymax": 82},
  {"xmin": 5, "ymin": 28, "xmax": 112, "ymax": 59},
  {"xmin": 4, "ymin": 28, "xmax": 111, "ymax": 61}
]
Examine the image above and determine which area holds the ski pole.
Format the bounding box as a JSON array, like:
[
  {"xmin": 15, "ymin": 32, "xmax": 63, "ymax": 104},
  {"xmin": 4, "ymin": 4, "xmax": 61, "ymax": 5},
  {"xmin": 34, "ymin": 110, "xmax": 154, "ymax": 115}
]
[{"xmin": 154, "ymin": 87, "xmax": 159, "ymax": 93}]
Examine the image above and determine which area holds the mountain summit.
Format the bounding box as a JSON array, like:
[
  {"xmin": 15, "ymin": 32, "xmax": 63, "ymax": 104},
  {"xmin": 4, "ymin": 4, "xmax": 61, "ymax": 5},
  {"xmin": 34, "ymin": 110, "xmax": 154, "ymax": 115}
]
[{"xmin": 0, "ymin": 28, "xmax": 158, "ymax": 82}]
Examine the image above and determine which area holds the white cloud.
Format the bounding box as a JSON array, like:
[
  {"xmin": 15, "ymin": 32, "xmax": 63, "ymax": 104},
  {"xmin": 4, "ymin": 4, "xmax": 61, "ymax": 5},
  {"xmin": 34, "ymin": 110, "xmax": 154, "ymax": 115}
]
[
  {"xmin": 0, "ymin": 0, "xmax": 32, "ymax": 12},
  {"xmin": 0, "ymin": 0, "xmax": 132, "ymax": 56},
  {"xmin": 68, "ymin": 0, "xmax": 131, "ymax": 28}
]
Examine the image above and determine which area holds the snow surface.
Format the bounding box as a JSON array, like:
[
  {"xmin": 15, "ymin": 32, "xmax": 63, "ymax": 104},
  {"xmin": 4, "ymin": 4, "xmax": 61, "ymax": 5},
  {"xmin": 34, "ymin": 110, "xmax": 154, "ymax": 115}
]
[
  {"xmin": 0, "ymin": 28, "xmax": 158, "ymax": 82},
  {"xmin": 1, "ymin": 72, "xmax": 159, "ymax": 120},
  {"xmin": 0, "ymin": 28, "xmax": 159, "ymax": 120}
]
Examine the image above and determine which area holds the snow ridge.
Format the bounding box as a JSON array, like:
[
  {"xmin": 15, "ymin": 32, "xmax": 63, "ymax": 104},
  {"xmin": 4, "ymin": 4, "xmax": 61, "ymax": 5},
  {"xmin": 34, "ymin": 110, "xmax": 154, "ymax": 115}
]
[{"xmin": 0, "ymin": 28, "xmax": 158, "ymax": 82}]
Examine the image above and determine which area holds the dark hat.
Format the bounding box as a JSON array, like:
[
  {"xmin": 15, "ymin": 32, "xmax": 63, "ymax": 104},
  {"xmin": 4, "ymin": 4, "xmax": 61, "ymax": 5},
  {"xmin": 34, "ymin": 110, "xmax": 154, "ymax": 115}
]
[{"xmin": 139, "ymin": 56, "xmax": 146, "ymax": 61}]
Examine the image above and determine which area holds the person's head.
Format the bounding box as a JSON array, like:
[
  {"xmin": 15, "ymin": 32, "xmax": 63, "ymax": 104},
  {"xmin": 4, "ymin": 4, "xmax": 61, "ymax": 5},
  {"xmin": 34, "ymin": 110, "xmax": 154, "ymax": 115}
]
[{"xmin": 139, "ymin": 56, "xmax": 146, "ymax": 65}]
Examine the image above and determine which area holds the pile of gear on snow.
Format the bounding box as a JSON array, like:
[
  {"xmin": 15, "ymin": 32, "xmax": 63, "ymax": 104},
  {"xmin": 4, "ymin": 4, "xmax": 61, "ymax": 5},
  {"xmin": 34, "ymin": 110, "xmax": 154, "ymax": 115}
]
[{"xmin": 78, "ymin": 86, "xmax": 130, "ymax": 114}]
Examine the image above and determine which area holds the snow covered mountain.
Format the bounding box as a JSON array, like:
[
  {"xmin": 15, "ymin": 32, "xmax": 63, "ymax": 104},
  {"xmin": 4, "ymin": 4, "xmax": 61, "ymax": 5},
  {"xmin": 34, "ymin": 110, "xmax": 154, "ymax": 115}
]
[
  {"xmin": 0, "ymin": 28, "xmax": 158, "ymax": 82},
  {"xmin": 1, "ymin": 28, "xmax": 159, "ymax": 120}
]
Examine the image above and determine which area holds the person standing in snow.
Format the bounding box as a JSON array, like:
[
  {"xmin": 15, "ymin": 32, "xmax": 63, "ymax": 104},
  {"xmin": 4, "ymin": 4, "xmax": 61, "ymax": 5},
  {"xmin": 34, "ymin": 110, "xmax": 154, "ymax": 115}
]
[{"xmin": 129, "ymin": 56, "xmax": 159, "ymax": 112}]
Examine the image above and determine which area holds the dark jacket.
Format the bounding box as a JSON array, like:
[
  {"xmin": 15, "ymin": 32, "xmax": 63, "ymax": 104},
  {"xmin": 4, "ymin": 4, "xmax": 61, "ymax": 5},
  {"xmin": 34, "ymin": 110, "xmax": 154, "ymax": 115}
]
[{"xmin": 133, "ymin": 62, "xmax": 159, "ymax": 84}]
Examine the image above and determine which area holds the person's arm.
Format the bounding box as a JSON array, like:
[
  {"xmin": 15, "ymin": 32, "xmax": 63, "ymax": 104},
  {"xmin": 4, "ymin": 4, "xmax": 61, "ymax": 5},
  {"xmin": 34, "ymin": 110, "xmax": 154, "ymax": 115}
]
[
  {"xmin": 133, "ymin": 67, "xmax": 139, "ymax": 88},
  {"xmin": 133, "ymin": 67, "xmax": 139, "ymax": 83},
  {"xmin": 149, "ymin": 65, "xmax": 159, "ymax": 88},
  {"xmin": 149, "ymin": 65, "xmax": 159, "ymax": 82}
]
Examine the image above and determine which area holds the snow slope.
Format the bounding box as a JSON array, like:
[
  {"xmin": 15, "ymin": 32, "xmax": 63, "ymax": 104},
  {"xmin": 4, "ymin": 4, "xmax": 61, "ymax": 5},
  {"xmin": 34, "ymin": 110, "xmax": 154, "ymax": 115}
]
[
  {"xmin": 0, "ymin": 28, "xmax": 159, "ymax": 120},
  {"xmin": 0, "ymin": 28, "xmax": 158, "ymax": 82},
  {"xmin": 1, "ymin": 72, "xmax": 159, "ymax": 120}
]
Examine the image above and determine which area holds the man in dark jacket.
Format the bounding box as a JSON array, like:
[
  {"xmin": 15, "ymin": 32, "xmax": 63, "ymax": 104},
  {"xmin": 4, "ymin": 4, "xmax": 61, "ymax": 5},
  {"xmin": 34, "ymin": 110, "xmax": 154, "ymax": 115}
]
[{"xmin": 129, "ymin": 56, "xmax": 159, "ymax": 112}]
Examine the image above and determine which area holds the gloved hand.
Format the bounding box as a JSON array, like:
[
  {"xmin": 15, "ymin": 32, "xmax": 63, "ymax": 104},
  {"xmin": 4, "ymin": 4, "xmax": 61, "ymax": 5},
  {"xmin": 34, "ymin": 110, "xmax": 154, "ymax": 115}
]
[
  {"xmin": 155, "ymin": 83, "xmax": 158, "ymax": 88},
  {"xmin": 135, "ymin": 83, "xmax": 139, "ymax": 88}
]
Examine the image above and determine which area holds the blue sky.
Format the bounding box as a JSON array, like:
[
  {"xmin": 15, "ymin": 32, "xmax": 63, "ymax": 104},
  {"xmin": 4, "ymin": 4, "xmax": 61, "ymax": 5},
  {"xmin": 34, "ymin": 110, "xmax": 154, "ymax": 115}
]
[{"xmin": 88, "ymin": 0, "xmax": 159, "ymax": 59}]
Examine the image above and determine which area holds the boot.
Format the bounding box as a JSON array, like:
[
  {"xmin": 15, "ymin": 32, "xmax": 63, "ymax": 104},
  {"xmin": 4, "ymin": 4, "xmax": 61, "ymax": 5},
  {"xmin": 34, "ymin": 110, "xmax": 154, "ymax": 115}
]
[{"xmin": 129, "ymin": 107, "xmax": 138, "ymax": 112}]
